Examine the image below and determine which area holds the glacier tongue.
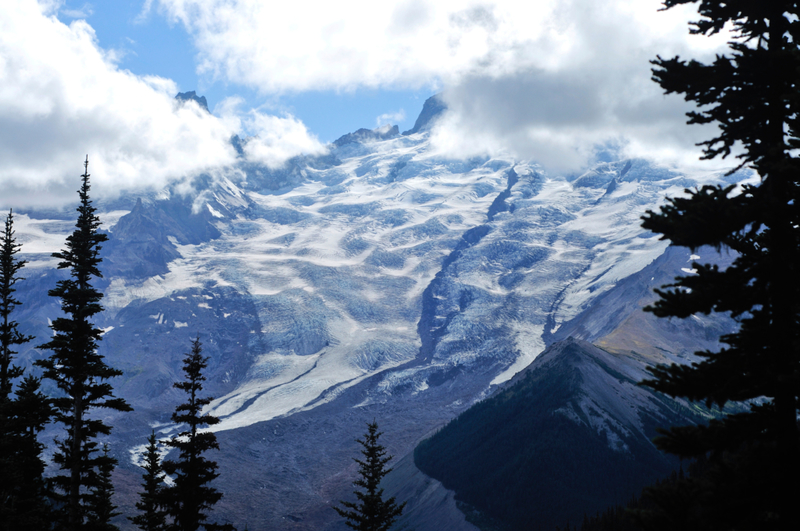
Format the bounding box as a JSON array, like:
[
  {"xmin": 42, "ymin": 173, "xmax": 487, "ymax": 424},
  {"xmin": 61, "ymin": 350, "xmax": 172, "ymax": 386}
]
[{"xmin": 13, "ymin": 132, "xmax": 746, "ymax": 435}]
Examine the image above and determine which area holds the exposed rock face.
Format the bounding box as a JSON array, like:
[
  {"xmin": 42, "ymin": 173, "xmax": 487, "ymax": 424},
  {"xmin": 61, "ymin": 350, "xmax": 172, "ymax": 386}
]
[
  {"xmin": 407, "ymin": 242, "xmax": 739, "ymax": 531},
  {"xmin": 175, "ymin": 90, "xmax": 209, "ymax": 112},
  {"xmin": 402, "ymin": 94, "xmax": 447, "ymax": 135},
  {"xmin": 414, "ymin": 337, "xmax": 701, "ymax": 531},
  {"xmin": 333, "ymin": 125, "xmax": 400, "ymax": 147}
]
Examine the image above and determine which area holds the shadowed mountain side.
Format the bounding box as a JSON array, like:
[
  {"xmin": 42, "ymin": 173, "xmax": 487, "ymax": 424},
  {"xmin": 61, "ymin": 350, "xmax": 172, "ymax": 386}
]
[
  {"xmin": 551, "ymin": 245, "xmax": 738, "ymax": 365},
  {"xmin": 381, "ymin": 452, "xmax": 480, "ymax": 531},
  {"xmin": 170, "ymin": 360, "xmax": 504, "ymax": 531},
  {"xmin": 414, "ymin": 338, "xmax": 704, "ymax": 531},
  {"xmin": 104, "ymin": 197, "xmax": 222, "ymax": 279}
]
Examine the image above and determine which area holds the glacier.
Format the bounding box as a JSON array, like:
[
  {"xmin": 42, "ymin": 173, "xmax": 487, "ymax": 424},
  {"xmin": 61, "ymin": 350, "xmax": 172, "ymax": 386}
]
[
  {"xmin": 8, "ymin": 109, "xmax": 750, "ymax": 530},
  {"xmin": 13, "ymin": 128, "xmax": 743, "ymax": 430}
]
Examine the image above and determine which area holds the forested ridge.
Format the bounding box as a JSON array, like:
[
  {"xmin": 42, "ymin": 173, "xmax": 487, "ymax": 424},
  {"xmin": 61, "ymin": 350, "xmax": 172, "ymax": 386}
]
[{"xmin": 414, "ymin": 339, "xmax": 696, "ymax": 531}]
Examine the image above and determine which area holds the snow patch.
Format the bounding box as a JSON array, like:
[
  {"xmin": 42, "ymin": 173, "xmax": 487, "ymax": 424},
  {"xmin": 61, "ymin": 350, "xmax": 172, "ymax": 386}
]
[{"xmin": 491, "ymin": 324, "xmax": 545, "ymax": 385}]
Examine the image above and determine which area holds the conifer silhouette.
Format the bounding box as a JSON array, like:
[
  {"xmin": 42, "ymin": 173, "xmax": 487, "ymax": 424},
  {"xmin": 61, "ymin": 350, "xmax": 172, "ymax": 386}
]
[
  {"xmin": 0, "ymin": 208, "xmax": 37, "ymax": 529},
  {"xmin": 334, "ymin": 421, "xmax": 405, "ymax": 531},
  {"xmin": 640, "ymin": 1, "xmax": 800, "ymax": 528},
  {"xmin": 131, "ymin": 431, "xmax": 169, "ymax": 531},
  {"xmin": 162, "ymin": 336, "xmax": 231, "ymax": 531},
  {"xmin": 36, "ymin": 157, "xmax": 131, "ymax": 529}
]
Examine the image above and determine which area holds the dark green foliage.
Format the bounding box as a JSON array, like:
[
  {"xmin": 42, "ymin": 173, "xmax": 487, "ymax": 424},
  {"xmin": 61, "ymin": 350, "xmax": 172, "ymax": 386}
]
[
  {"xmin": 35, "ymin": 158, "xmax": 132, "ymax": 529},
  {"xmin": 577, "ymin": 464, "xmax": 723, "ymax": 531},
  {"xmin": 578, "ymin": 503, "xmax": 639, "ymax": 531},
  {"xmin": 414, "ymin": 341, "xmax": 686, "ymax": 531},
  {"xmin": 0, "ymin": 209, "xmax": 30, "ymax": 501},
  {"xmin": 0, "ymin": 208, "xmax": 29, "ymax": 399},
  {"xmin": 0, "ymin": 210, "xmax": 51, "ymax": 530},
  {"xmin": 162, "ymin": 336, "xmax": 228, "ymax": 531},
  {"xmin": 1, "ymin": 375, "xmax": 54, "ymax": 530},
  {"xmin": 640, "ymin": 1, "xmax": 800, "ymax": 528},
  {"xmin": 85, "ymin": 444, "xmax": 120, "ymax": 531},
  {"xmin": 131, "ymin": 431, "xmax": 169, "ymax": 531},
  {"xmin": 579, "ymin": 468, "xmax": 689, "ymax": 531},
  {"xmin": 334, "ymin": 421, "xmax": 405, "ymax": 531}
]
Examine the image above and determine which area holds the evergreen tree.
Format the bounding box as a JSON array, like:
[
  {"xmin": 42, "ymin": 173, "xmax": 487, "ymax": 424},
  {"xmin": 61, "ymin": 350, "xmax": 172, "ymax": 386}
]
[
  {"xmin": 0, "ymin": 208, "xmax": 30, "ymax": 487},
  {"xmin": 639, "ymin": 1, "xmax": 800, "ymax": 528},
  {"xmin": 162, "ymin": 336, "xmax": 229, "ymax": 531},
  {"xmin": 85, "ymin": 444, "xmax": 120, "ymax": 531},
  {"xmin": 0, "ymin": 208, "xmax": 29, "ymax": 399},
  {"xmin": 35, "ymin": 157, "xmax": 132, "ymax": 530},
  {"xmin": 0, "ymin": 209, "xmax": 42, "ymax": 530},
  {"xmin": 334, "ymin": 421, "xmax": 405, "ymax": 531},
  {"xmin": 131, "ymin": 431, "xmax": 169, "ymax": 531},
  {"xmin": 4, "ymin": 375, "xmax": 54, "ymax": 530}
]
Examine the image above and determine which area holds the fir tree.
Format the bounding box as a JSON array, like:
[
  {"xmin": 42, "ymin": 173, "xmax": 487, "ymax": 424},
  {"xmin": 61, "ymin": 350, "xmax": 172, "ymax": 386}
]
[
  {"xmin": 85, "ymin": 444, "xmax": 120, "ymax": 531},
  {"xmin": 0, "ymin": 208, "xmax": 29, "ymax": 399},
  {"xmin": 640, "ymin": 1, "xmax": 800, "ymax": 529},
  {"xmin": 0, "ymin": 208, "xmax": 30, "ymax": 486},
  {"xmin": 0, "ymin": 209, "xmax": 40, "ymax": 530},
  {"xmin": 4, "ymin": 375, "xmax": 53, "ymax": 530},
  {"xmin": 131, "ymin": 431, "xmax": 168, "ymax": 531},
  {"xmin": 162, "ymin": 336, "xmax": 229, "ymax": 531},
  {"xmin": 334, "ymin": 421, "xmax": 405, "ymax": 531},
  {"xmin": 35, "ymin": 157, "xmax": 132, "ymax": 530}
]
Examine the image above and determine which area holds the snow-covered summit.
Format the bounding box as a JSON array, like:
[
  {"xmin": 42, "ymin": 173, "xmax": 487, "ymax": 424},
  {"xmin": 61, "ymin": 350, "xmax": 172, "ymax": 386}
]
[
  {"xmin": 15, "ymin": 123, "xmax": 734, "ymax": 433},
  {"xmin": 7, "ymin": 104, "xmax": 752, "ymax": 529}
]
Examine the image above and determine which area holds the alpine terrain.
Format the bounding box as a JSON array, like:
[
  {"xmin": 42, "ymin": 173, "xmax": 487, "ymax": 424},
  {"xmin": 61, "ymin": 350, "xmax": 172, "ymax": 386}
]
[{"xmin": 7, "ymin": 95, "xmax": 747, "ymax": 530}]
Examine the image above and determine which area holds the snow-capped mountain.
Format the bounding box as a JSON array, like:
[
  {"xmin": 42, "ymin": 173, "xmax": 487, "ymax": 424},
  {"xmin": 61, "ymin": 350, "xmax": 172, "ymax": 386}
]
[
  {"xmin": 9, "ymin": 98, "xmax": 748, "ymax": 530},
  {"xmin": 407, "ymin": 242, "xmax": 741, "ymax": 531}
]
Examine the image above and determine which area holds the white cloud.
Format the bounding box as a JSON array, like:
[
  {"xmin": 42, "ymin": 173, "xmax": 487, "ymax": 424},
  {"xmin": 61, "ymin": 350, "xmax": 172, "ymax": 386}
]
[
  {"xmin": 60, "ymin": 2, "xmax": 93, "ymax": 19},
  {"xmin": 0, "ymin": 0, "xmax": 742, "ymax": 211},
  {"xmin": 425, "ymin": 0, "xmax": 736, "ymax": 173},
  {"xmin": 241, "ymin": 112, "xmax": 328, "ymax": 168},
  {"xmin": 0, "ymin": 1, "xmax": 324, "ymax": 208},
  {"xmin": 155, "ymin": 0, "xmax": 736, "ymax": 173},
  {"xmin": 154, "ymin": 0, "xmax": 729, "ymax": 91},
  {"xmin": 376, "ymin": 109, "xmax": 405, "ymax": 127},
  {"xmin": 155, "ymin": 0, "xmax": 562, "ymax": 92}
]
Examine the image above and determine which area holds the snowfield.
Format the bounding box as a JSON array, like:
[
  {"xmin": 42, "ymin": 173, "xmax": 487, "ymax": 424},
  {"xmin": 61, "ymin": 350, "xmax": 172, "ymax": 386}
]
[{"xmin": 15, "ymin": 130, "xmax": 746, "ymax": 437}]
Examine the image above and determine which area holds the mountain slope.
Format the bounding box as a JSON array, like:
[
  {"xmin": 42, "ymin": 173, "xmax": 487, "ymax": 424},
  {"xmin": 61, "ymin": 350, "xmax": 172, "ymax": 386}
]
[
  {"xmin": 5, "ymin": 97, "xmax": 751, "ymax": 529},
  {"xmin": 409, "ymin": 242, "xmax": 739, "ymax": 531},
  {"xmin": 414, "ymin": 338, "xmax": 703, "ymax": 531}
]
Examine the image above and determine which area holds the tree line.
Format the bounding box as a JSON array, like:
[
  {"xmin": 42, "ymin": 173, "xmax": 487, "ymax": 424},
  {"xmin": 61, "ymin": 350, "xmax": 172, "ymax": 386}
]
[
  {"xmin": 0, "ymin": 158, "xmax": 404, "ymax": 531},
  {"xmin": 0, "ymin": 158, "xmax": 234, "ymax": 531}
]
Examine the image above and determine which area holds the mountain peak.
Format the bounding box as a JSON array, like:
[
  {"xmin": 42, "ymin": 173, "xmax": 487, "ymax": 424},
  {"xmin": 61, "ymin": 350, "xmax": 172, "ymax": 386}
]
[
  {"xmin": 332, "ymin": 124, "xmax": 399, "ymax": 147},
  {"xmin": 402, "ymin": 94, "xmax": 447, "ymax": 135},
  {"xmin": 175, "ymin": 90, "xmax": 209, "ymax": 112}
]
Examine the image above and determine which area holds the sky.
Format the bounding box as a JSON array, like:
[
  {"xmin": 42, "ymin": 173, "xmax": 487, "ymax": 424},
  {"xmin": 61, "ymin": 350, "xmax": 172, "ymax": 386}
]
[{"xmin": 0, "ymin": 0, "xmax": 735, "ymax": 208}]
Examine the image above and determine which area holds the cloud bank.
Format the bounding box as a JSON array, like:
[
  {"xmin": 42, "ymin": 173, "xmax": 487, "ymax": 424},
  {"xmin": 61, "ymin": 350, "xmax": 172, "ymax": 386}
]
[
  {"xmin": 154, "ymin": 0, "xmax": 734, "ymax": 172},
  {"xmin": 1, "ymin": 0, "xmax": 739, "ymax": 210},
  {"xmin": 0, "ymin": 1, "xmax": 324, "ymax": 208}
]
